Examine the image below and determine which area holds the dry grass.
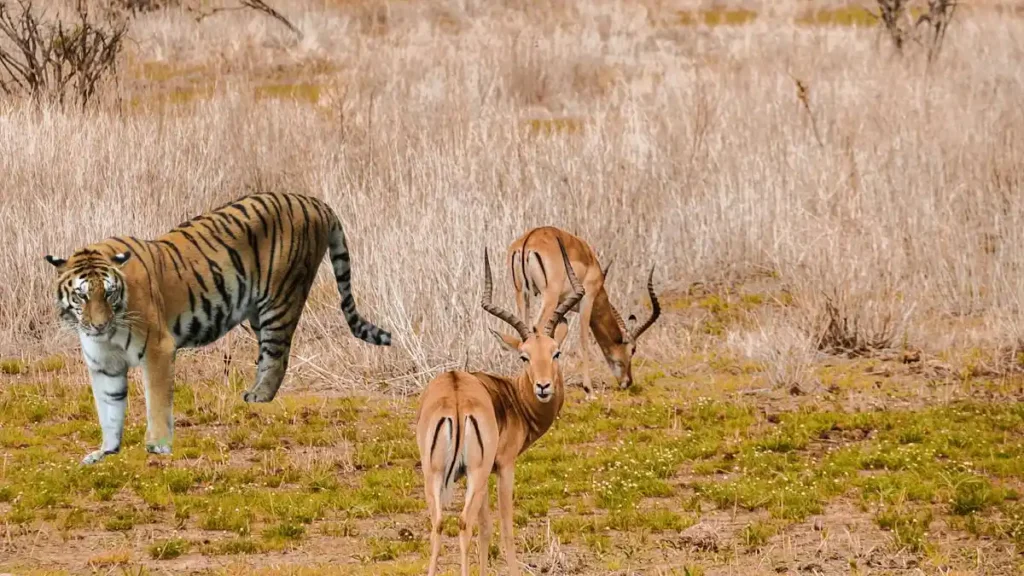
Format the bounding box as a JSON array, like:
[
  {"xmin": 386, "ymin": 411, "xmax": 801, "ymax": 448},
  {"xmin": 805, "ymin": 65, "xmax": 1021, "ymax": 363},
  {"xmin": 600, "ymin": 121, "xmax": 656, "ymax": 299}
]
[
  {"xmin": 0, "ymin": 1, "xmax": 1020, "ymax": 392},
  {"xmin": 3, "ymin": 1, "xmax": 1024, "ymax": 570}
]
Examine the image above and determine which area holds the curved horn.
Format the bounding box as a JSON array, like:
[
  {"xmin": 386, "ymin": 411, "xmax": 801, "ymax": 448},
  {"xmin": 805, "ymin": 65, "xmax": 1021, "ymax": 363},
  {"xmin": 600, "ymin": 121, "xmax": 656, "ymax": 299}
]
[
  {"xmin": 482, "ymin": 248, "xmax": 531, "ymax": 341},
  {"xmin": 630, "ymin": 265, "xmax": 661, "ymax": 341},
  {"xmin": 609, "ymin": 303, "xmax": 632, "ymax": 343},
  {"xmin": 543, "ymin": 238, "xmax": 585, "ymax": 337}
]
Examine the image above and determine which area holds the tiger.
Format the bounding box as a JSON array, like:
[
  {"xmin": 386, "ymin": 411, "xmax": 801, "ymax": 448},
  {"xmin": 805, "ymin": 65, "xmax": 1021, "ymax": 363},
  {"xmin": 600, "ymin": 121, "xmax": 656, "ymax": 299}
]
[{"xmin": 44, "ymin": 192, "xmax": 392, "ymax": 465}]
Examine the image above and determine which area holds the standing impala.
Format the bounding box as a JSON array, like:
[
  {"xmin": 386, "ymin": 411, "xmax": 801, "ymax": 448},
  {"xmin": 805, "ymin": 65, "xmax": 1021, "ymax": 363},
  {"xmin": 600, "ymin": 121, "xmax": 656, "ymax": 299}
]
[
  {"xmin": 507, "ymin": 226, "xmax": 661, "ymax": 397},
  {"xmin": 415, "ymin": 239, "xmax": 584, "ymax": 576}
]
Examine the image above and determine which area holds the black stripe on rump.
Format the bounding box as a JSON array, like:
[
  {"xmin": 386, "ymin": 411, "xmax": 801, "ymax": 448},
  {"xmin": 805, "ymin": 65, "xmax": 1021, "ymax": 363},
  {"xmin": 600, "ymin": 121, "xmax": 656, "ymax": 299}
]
[
  {"xmin": 467, "ymin": 414, "xmax": 484, "ymax": 458},
  {"xmin": 429, "ymin": 417, "xmax": 448, "ymax": 458}
]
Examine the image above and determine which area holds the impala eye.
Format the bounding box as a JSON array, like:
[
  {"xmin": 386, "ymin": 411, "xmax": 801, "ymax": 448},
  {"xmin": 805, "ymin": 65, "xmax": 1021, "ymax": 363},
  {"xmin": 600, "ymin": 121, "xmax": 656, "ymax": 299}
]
[
  {"xmin": 520, "ymin": 355, "xmax": 529, "ymax": 363},
  {"xmin": 553, "ymin": 351, "xmax": 562, "ymax": 360}
]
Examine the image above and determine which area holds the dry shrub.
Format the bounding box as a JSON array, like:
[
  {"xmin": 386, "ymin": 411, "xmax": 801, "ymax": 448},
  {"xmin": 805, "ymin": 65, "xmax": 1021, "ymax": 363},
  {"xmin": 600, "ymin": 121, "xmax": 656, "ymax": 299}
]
[
  {"xmin": 873, "ymin": 0, "xmax": 959, "ymax": 63},
  {"xmin": 727, "ymin": 316, "xmax": 818, "ymax": 391},
  {"xmin": 0, "ymin": 0, "xmax": 127, "ymax": 109},
  {"xmin": 814, "ymin": 292, "xmax": 898, "ymax": 357}
]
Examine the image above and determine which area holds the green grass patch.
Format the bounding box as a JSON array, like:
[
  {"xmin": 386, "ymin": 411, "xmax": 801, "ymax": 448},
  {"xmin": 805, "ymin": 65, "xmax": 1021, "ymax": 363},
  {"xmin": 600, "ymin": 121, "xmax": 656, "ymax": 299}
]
[{"xmin": 148, "ymin": 538, "xmax": 190, "ymax": 560}]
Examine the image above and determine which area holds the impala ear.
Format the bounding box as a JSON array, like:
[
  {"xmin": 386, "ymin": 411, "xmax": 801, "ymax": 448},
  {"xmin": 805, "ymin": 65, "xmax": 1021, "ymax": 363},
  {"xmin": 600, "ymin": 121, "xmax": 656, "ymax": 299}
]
[
  {"xmin": 552, "ymin": 319, "xmax": 569, "ymax": 346},
  {"xmin": 44, "ymin": 255, "xmax": 67, "ymax": 270},
  {"xmin": 489, "ymin": 329, "xmax": 522, "ymax": 352}
]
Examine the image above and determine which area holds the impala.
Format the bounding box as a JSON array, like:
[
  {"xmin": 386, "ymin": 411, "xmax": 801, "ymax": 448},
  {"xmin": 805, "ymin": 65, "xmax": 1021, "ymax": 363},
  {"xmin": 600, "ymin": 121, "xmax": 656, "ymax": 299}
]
[
  {"xmin": 415, "ymin": 239, "xmax": 584, "ymax": 576},
  {"xmin": 507, "ymin": 226, "xmax": 661, "ymax": 398}
]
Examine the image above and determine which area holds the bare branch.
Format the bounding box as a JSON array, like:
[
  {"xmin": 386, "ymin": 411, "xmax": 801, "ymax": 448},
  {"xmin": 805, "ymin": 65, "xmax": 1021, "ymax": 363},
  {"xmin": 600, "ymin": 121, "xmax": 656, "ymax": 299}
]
[
  {"xmin": 0, "ymin": 0, "xmax": 126, "ymax": 109},
  {"xmin": 240, "ymin": 0, "xmax": 300, "ymax": 39}
]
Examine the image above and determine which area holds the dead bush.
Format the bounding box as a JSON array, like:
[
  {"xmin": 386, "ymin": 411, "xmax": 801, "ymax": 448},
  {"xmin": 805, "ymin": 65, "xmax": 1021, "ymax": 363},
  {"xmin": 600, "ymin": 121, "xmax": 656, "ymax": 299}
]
[
  {"xmin": 815, "ymin": 292, "xmax": 899, "ymax": 358},
  {"xmin": 106, "ymin": 0, "xmax": 180, "ymax": 16},
  {"xmin": 875, "ymin": 0, "xmax": 911, "ymax": 54},
  {"xmin": 873, "ymin": 0, "xmax": 959, "ymax": 64},
  {"xmin": 0, "ymin": 0, "xmax": 127, "ymax": 109}
]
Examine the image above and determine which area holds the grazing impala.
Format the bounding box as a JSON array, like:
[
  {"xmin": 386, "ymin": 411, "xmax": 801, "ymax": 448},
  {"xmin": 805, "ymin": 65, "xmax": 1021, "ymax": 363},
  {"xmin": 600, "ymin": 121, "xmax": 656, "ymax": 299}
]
[
  {"xmin": 415, "ymin": 239, "xmax": 584, "ymax": 576},
  {"xmin": 507, "ymin": 226, "xmax": 661, "ymax": 397}
]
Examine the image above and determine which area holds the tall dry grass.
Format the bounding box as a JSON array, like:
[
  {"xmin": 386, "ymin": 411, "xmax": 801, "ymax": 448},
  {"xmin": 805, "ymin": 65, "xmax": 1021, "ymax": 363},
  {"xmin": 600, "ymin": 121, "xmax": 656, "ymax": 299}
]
[{"xmin": 2, "ymin": 1, "xmax": 1023, "ymax": 392}]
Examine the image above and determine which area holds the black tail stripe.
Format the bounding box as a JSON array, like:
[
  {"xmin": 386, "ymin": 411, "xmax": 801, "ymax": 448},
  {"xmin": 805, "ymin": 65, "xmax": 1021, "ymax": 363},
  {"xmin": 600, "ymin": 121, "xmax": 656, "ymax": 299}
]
[{"xmin": 444, "ymin": 416, "xmax": 462, "ymax": 488}]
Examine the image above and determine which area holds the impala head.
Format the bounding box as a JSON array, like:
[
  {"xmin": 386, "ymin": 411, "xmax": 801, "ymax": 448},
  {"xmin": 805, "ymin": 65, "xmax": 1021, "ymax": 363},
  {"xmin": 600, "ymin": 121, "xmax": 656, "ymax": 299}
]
[
  {"xmin": 45, "ymin": 250, "xmax": 132, "ymax": 337},
  {"xmin": 599, "ymin": 263, "xmax": 662, "ymax": 389},
  {"xmin": 483, "ymin": 239, "xmax": 584, "ymax": 404}
]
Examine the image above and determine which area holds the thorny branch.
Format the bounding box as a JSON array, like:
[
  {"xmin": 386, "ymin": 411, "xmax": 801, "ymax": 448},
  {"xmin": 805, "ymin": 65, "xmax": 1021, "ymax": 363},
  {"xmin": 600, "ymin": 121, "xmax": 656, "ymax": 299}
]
[{"xmin": 187, "ymin": 0, "xmax": 301, "ymax": 39}]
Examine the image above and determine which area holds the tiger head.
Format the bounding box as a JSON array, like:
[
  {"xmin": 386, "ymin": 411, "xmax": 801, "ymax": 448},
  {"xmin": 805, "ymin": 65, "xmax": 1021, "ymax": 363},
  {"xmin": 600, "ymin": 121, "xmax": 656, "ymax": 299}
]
[{"xmin": 44, "ymin": 250, "xmax": 132, "ymax": 338}]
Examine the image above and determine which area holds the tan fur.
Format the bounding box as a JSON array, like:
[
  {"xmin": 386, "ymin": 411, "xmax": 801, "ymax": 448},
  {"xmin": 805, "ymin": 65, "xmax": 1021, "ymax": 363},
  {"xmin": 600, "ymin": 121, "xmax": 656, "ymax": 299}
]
[
  {"xmin": 506, "ymin": 226, "xmax": 661, "ymax": 397},
  {"xmin": 416, "ymin": 240, "xmax": 582, "ymax": 576}
]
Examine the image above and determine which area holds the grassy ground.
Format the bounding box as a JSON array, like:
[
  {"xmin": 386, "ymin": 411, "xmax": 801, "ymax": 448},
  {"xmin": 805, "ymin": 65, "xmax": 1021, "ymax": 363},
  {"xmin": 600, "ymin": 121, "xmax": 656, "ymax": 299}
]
[
  {"xmin": 4, "ymin": 283, "xmax": 1024, "ymax": 575},
  {"xmin": 4, "ymin": 0, "xmax": 1024, "ymax": 573}
]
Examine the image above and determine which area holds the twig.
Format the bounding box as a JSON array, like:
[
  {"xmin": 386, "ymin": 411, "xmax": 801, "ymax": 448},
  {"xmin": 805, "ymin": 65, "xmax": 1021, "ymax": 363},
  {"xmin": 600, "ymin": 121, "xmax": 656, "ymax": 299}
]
[
  {"xmin": 241, "ymin": 0, "xmax": 301, "ymax": 38},
  {"xmin": 187, "ymin": 0, "xmax": 300, "ymax": 39},
  {"xmin": 790, "ymin": 74, "xmax": 824, "ymax": 149}
]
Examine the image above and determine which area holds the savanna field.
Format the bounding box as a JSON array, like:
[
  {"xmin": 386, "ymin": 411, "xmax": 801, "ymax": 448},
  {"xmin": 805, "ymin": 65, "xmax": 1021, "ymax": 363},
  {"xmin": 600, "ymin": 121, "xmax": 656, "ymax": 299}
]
[{"xmin": 4, "ymin": 0, "xmax": 1024, "ymax": 574}]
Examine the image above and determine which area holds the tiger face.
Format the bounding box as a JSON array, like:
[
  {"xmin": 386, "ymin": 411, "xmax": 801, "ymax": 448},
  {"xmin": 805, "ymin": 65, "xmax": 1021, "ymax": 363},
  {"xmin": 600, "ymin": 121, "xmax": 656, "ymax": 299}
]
[{"xmin": 45, "ymin": 251, "xmax": 132, "ymax": 338}]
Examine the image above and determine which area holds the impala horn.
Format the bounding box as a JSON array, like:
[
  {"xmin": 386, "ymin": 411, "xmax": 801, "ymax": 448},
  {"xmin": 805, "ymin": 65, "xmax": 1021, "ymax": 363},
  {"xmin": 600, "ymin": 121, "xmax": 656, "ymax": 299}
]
[
  {"xmin": 482, "ymin": 248, "xmax": 532, "ymax": 341},
  {"xmin": 543, "ymin": 238, "xmax": 585, "ymax": 337}
]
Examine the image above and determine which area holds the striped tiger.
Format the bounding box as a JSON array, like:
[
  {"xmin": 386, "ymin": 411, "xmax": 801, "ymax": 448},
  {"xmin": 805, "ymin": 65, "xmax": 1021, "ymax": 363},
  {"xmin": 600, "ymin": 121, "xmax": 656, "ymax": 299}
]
[{"xmin": 44, "ymin": 192, "xmax": 392, "ymax": 464}]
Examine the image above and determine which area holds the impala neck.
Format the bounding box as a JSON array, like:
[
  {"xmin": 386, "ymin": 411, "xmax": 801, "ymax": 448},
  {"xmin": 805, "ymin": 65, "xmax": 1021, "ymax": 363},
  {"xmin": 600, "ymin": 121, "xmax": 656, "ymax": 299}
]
[
  {"xmin": 473, "ymin": 369, "xmax": 564, "ymax": 455},
  {"xmin": 515, "ymin": 369, "xmax": 564, "ymax": 452},
  {"xmin": 589, "ymin": 288, "xmax": 628, "ymax": 352}
]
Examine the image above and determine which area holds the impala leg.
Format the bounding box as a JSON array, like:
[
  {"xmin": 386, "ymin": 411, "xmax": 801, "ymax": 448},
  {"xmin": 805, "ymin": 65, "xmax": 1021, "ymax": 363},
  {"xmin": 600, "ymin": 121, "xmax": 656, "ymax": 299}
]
[
  {"xmin": 459, "ymin": 468, "xmax": 489, "ymax": 576},
  {"xmin": 534, "ymin": 297, "xmax": 559, "ymax": 339},
  {"xmin": 477, "ymin": 483, "xmax": 493, "ymax": 576},
  {"xmin": 422, "ymin": 418, "xmax": 450, "ymax": 576},
  {"xmin": 425, "ymin": 472, "xmax": 444, "ymax": 576},
  {"xmin": 578, "ymin": 294, "xmax": 596, "ymax": 400},
  {"xmin": 497, "ymin": 465, "xmax": 519, "ymax": 576}
]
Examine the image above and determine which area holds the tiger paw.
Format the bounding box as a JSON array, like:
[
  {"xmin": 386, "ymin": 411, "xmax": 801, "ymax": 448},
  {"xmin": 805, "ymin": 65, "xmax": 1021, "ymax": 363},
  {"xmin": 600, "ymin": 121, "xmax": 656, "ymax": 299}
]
[
  {"xmin": 242, "ymin": 389, "xmax": 275, "ymax": 403},
  {"xmin": 82, "ymin": 449, "xmax": 116, "ymax": 465},
  {"xmin": 146, "ymin": 443, "xmax": 172, "ymax": 455}
]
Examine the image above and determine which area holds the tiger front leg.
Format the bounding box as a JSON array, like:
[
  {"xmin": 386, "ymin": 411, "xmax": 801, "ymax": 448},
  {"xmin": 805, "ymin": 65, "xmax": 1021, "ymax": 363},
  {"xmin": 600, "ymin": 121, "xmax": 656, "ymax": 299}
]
[
  {"xmin": 82, "ymin": 369, "xmax": 129, "ymax": 465},
  {"xmin": 142, "ymin": 339, "xmax": 176, "ymax": 456}
]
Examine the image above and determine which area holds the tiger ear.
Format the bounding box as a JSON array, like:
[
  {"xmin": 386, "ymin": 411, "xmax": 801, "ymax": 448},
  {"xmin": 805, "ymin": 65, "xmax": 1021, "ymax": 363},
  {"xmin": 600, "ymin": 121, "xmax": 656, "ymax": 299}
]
[
  {"xmin": 111, "ymin": 252, "xmax": 132, "ymax": 266},
  {"xmin": 44, "ymin": 255, "xmax": 67, "ymax": 270}
]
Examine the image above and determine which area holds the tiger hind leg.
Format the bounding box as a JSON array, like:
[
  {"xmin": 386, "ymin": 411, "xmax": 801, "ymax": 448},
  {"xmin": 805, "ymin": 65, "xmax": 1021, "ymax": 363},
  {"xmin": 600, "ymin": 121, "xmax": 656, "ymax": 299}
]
[{"xmin": 242, "ymin": 306, "xmax": 303, "ymax": 404}]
